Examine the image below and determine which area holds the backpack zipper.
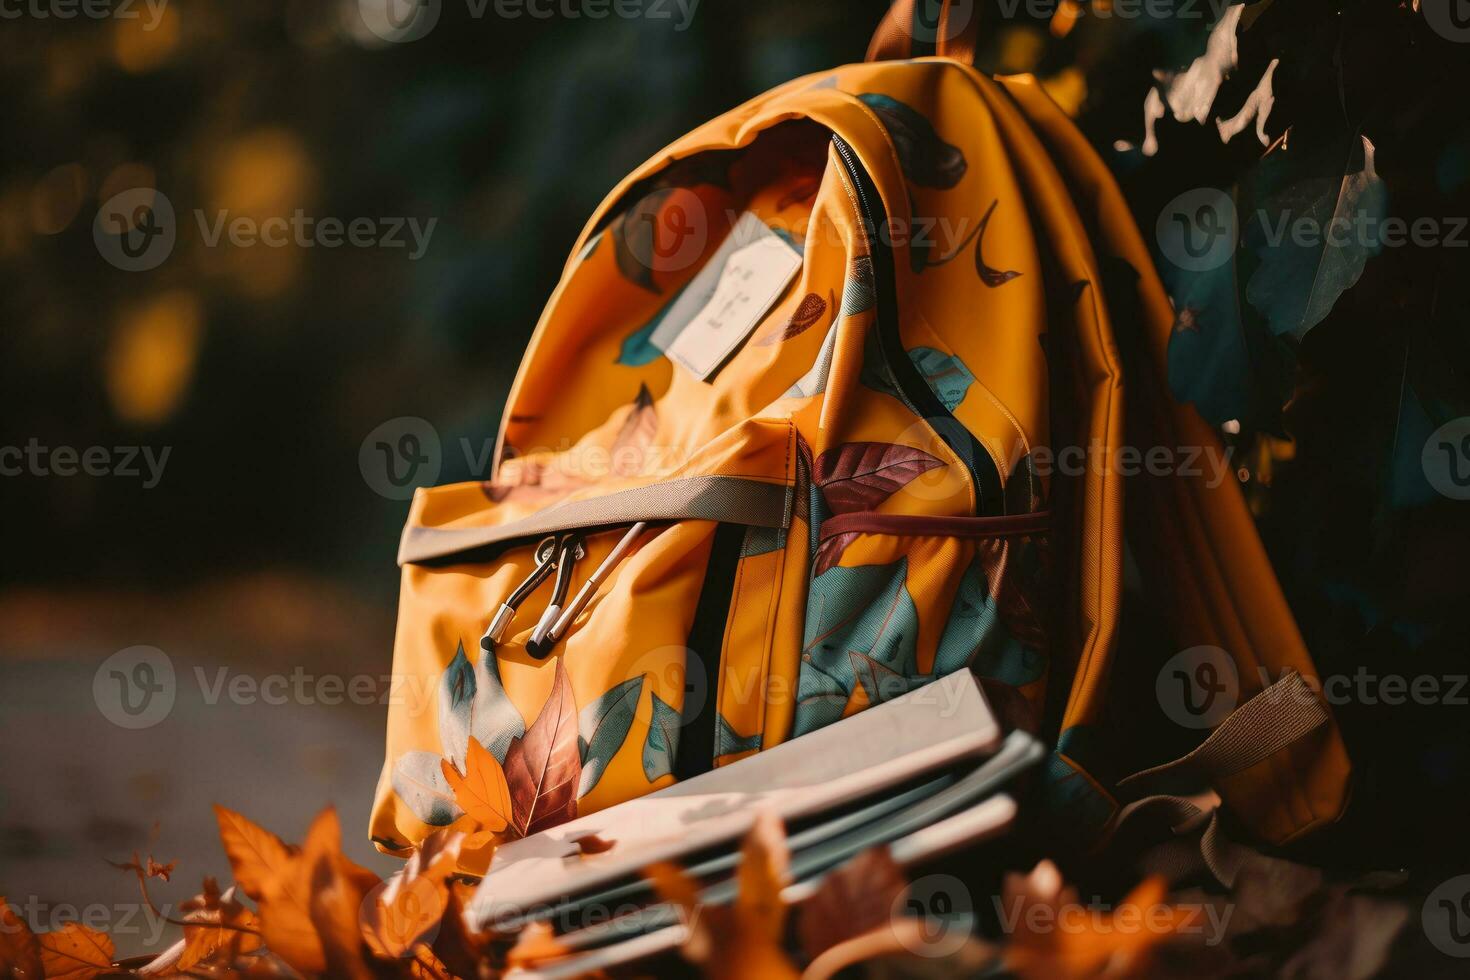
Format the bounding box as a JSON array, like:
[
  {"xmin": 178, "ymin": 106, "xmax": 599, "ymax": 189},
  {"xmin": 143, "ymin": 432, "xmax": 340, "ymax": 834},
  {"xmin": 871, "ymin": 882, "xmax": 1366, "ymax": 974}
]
[{"xmin": 830, "ymin": 134, "xmax": 1005, "ymax": 516}]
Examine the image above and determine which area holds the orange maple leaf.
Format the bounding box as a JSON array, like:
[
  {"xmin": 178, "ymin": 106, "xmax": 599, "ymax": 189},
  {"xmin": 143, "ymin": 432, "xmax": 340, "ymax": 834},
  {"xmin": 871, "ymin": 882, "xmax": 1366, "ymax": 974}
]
[
  {"xmin": 1003, "ymin": 861, "xmax": 1203, "ymax": 979},
  {"xmin": 646, "ymin": 808, "xmax": 800, "ymax": 980},
  {"xmin": 174, "ymin": 877, "xmax": 263, "ymax": 972},
  {"xmin": 442, "ymin": 738, "xmax": 512, "ymax": 834},
  {"xmin": 35, "ymin": 922, "xmax": 114, "ymax": 980},
  {"xmin": 0, "ymin": 896, "xmax": 44, "ymax": 980},
  {"xmin": 214, "ymin": 804, "xmax": 381, "ymax": 976},
  {"xmin": 361, "ymin": 829, "xmax": 466, "ymax": 960}
]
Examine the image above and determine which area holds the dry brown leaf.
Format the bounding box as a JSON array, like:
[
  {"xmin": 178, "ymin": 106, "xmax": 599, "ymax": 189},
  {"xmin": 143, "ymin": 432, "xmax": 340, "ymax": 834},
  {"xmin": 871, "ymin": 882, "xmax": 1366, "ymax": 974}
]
[
  {"xmin": 502, "ymin": 659, "xmax": 581, "ymax": 837},
  {"xmin": 175, "ymin": 877, "xmax": 263, "ymax": 971},
  {"xmin": 797, "ymin": 846, "xmax": 908, "ymax": 962},
  {"xmin": 571, "ymin": 833, "xmax": 616, "ymax": 856},
  {"xmin": 504, "ymin": 921, "xmax": 569, "ymax": 969},
  {"xmin": 215, "ymin": 804, "xmax": 322, "ymax": 974},
  {"xmin": 107, "ymin": 853, "xmax": 177, "ymax": 884},
  {"xmin": 430, "ymin": 875, "xmax": 486, "ymax": 980},
  {"xmin": 1004, "ymin": 862, "xmax": 1202, "ymax": 979},
  {"xmin": 442, "ymin": 737, "xmax": 512, "ymax": 834},
  {"xmin": 215, "ymin": 804, "xmax": 379, "ymax": 977},
  {"xmin": 36, "ymin": 923, "xmax": 115, "ymax": 980},
  {"xmin": 0, "ymin": 896, "xmax": 44, "ymax": 980},
  {"xmin": 308, "ymin": 837, "xmax": 380, "ymax": 980},
  {"xmin": 803, "ymin": 919, "xmax": 997, "ymax": 980},
  {"xmin": 647, "ymin": 809, "xmax": 800, "ymax": 980},
  {"xmin": 362, "ymin": 829, "xmax": 465, "ymax": 960}
]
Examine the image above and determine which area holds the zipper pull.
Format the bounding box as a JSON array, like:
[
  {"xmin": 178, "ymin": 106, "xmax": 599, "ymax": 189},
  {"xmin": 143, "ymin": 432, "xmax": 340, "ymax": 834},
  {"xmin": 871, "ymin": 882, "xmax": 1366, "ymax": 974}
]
[
  {"xmin": 545, "ymin": 522, "xmax": 650, "ymax": 647},
  {"xmin": 480, "ymin": 536, "xmax": 558, "ymax": 651},
  {"xmin": 526, "ymin": 535, "xmax": 585, "ymax": 659}
]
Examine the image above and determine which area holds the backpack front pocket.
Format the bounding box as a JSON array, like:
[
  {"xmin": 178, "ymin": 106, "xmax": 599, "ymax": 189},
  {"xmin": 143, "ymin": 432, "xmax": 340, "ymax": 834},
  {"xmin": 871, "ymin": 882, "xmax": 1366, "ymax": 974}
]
[
  {"xmin": 372, "ymin": 422, "xmax": 797, "ymax": 869},
  {"xmin": 769, "ymin": 510, "xmax": 1052, "ymax": 746}
]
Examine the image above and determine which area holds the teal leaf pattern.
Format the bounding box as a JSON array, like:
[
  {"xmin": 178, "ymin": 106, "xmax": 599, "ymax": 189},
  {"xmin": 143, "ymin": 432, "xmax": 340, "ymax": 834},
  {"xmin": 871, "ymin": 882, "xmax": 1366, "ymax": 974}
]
[
  {"xmin": 642, "ymin": 691, "xmax": 681, "ymax": 782},
  {"xmin": 851, "ymin": 652, "xmax": 922, "ymax": 705},
  {"xmin": 795, "ymin": 657, "xmax": 850, "ymax": 736},
  {"xmin": 438, "ymin": 642, "xmax": 476, "ymax": 773},
  {"xmin": 795, "ymin": 559, "xmax": 919, "ymax": 736},
  {"xmin": 576, "ymin": 675, "xmax": 645, "ymax": 797},
  {"xmin": 860, "ymin": 335, "xmax": 975, "ymax": 412},
  {"xmin": 784, "ymin": 322, "xmax": 840, "ymax": 399},
  {"xmin": 975, "ymin": 630, "xmax": 1046, "ymax": 688},
  {"xmin": 391, "ymin": 750, "xmax": 464, "ymax": 827},
  {"xmin": 618, "ymin": 293, "xmax": 680, "ymax": 367},
  {"xmin": 840, "ymin": 256, "xmax": 877, "ymax": 316},
  {"xmin": 715, "ymin": 714, "xmax": 762, "ymax": 757},
  {"xmin": 1041, "ymin": 727, "xmax": 1116, "ymax": 844},
  {"xmin": 932, "ymin": 558, "xmax": 996, "ymax": 677},
  {"xmin": 783, "ymin": 257, "xmax": 873, "ymax": 399},
  {"xmin": 909, "ymin": 347, "xmax": 976, "ymax": 411},
  {"xmin": 472, "ymin": 639, "xmax": 525, "ymax": 765},
  {"xmin": 857, "ymin": 93, "xmax": 967, "ymax": 189}
]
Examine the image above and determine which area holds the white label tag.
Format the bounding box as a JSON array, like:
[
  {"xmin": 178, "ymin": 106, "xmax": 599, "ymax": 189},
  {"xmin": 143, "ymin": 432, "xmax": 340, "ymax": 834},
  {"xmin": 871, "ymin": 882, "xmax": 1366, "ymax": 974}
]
[{"xmin": 653, "ymin": 212, "xmax": 802, "ymax": 381}]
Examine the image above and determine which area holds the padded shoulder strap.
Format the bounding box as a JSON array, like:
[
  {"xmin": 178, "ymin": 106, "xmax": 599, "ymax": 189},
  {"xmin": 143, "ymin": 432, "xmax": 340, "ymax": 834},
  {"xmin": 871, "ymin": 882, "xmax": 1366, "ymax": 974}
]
[{"xmin": 866, "ymin": 0, "xmax": 978, "ymax": 64}]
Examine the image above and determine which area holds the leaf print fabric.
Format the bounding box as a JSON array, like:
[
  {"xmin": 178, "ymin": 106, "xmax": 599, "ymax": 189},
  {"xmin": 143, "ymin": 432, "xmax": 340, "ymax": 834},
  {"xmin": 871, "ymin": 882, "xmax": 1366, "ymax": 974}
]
[
  {"xmin": 795, "ymin": 559, "xmax": 919, "ymax": 737},
  {"xmin": 643, "ymin": 692, "xmax": 681, "ymax": 781},
  {"xmin": 860, "ymin": 334, "xmax": 976, "ymax": 412},
  {"xmin": 754, "ymin": 291, "xmax": 832, "ymax": 346},
  {"xmin": 975, "ymin": 199, "xmax": 1022, "ymax": 287},
  {"xmin": 857, "ymin": 93, "xmax": 967, "ymax": 189},
  {"xmin": 437, "ymin": 643, "xmax": 476, "ymax": 773},
  {"xmin": 813, "ymin": 442, "xmax": 944, "ymax": 514},
  {"xmin": 715, "ymin": 714, "xmax": 762, "ymax": 757},
  {"xmin": 502, "ymin": 659, "xmax": 581, "ymax": 837},
  {"xmin": 577, "ymin": 675, "xmax": 644, "ymax": 797},
  {"xmin": 391, "ymin": 751, "xmax": 463, "ymax": 827}
]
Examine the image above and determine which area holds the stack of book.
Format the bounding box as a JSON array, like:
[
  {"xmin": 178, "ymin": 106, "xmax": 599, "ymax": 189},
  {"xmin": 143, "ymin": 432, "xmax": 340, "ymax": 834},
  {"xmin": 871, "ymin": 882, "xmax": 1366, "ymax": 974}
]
[{"xmin": 467, "ymin": 670, "xmax": 1043, "ymax": 977}]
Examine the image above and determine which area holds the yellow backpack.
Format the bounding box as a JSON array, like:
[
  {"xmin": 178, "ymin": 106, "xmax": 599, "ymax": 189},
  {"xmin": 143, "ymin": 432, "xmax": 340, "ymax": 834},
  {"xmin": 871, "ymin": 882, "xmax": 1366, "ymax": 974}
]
[{"xmin": 371, "ymin": 0, "xmax": 1350, "ymax": 874}]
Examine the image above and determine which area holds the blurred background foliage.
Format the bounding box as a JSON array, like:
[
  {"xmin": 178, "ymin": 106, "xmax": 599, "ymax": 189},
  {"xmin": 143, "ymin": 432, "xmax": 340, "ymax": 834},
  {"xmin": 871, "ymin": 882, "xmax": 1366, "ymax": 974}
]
[{"xmin": 1, "ymin": 0, "xmax": 1469, "ymax": 894}]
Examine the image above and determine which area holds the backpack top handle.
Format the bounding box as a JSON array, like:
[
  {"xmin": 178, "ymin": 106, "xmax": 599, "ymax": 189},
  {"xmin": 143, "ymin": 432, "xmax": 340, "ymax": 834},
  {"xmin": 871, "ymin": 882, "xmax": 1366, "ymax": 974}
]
[{"xmin": 866, "ymin": 0, "xmax": 979, "ymax": 65}]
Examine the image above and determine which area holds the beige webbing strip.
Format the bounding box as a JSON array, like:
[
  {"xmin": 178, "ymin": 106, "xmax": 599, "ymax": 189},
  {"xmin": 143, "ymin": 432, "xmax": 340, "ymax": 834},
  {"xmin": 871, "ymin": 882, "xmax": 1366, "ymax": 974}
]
[{"xmin": 1119, "ymin": 669, "xmax": 1329, "ymax": 790}]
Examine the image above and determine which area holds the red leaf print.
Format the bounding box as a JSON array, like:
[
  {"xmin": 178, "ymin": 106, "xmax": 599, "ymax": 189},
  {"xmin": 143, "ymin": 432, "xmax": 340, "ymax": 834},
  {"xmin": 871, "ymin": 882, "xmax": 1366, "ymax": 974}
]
[
  {"xmin": 813, "ymin": 442, "xmax": 945, "ymax": 515},
  {"xmin": 503, "ymin": 659, "xmax": 581, "ymax": 837},
  {"xmin": 812, "ymin": 530, "xmax": 859, "ymax": 577},
  {"xmin": 754, "ymin": 291, "xmax": 832, "ymax": 347}
]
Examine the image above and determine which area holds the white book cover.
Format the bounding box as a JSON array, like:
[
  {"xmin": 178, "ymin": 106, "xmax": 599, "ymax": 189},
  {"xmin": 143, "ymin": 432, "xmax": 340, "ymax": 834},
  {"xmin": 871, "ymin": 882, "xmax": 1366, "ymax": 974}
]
[{"xmin": 468, "ymin": 670, "xmax": 999, "ymax": 929}]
